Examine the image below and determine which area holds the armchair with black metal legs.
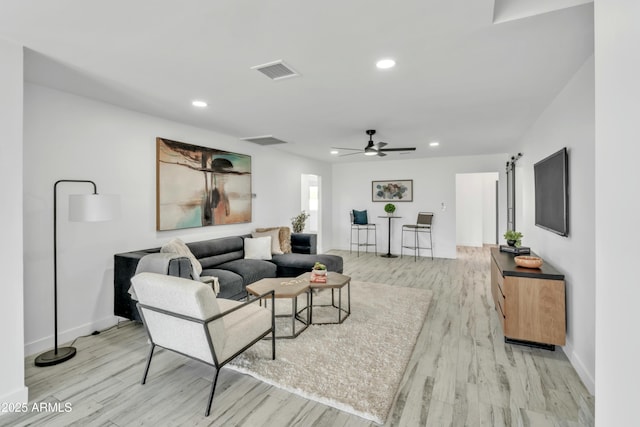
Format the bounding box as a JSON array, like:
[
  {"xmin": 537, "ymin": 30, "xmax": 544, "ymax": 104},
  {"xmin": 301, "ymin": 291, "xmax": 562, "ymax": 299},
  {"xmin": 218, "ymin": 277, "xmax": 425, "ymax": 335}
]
[
  {"xmin": 401, "ymin": 212, "xmax": 434, "ymax": 261},
  {"xmin": 350, "ymin": 210, "xmax": 377, "ymax": 256},
  {"xmin": 131, "ymin": 272, "xmax": 275, "ymax": 417}
]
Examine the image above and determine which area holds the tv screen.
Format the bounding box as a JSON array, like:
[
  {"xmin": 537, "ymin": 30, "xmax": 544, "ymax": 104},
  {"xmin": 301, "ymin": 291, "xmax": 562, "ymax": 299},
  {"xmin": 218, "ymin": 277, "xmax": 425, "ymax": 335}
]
[{"xmin": 534, "ymin": 147, "xmax": 568, "ymax": 236}]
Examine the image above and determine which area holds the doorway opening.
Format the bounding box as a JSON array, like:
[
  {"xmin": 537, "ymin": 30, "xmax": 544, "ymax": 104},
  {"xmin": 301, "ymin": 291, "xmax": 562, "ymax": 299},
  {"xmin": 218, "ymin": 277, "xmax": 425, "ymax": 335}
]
[
  {"xmin": 301, "ymin": 174, "xmax": 321, "ymax": 250},
  {"xmin": 455, "ymin": 172, "xmax": 499, "ymax": 248}
]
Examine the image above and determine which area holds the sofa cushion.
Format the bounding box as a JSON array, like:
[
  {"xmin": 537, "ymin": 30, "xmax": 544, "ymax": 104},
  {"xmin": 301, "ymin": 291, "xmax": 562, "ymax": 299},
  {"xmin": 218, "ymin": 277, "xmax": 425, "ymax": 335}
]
[
  {"xmin": 201, "ymin": 268, "xmax": 244, "ymax": 299},
  {"xmin": 251, "ymin": 229, "xmax": 283, "ymax": 254},
  {"xmin": 188, "ymin": 236, "xmax": 244, "ymax": 269},
  {"xmin": 271, "ymin": 253, "xmax": 344, "ymax": 278},
  {"xmin": 216, "ymin": 259, "xmax": 277, "ymax": 285},
  {"xmin": 244, "ymin": 237, "xmax": 273, "ymax": 260},
  {"xmin": 255, "ymin": 226, "xmax": 292, "ymax": 253}
]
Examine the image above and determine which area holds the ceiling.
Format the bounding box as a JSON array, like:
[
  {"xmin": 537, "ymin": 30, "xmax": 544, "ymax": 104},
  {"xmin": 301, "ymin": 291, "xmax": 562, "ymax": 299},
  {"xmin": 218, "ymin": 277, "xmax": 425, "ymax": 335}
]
[{"xmin": 1, "ymin": 0, "xmax": 593, "ymax": 163}]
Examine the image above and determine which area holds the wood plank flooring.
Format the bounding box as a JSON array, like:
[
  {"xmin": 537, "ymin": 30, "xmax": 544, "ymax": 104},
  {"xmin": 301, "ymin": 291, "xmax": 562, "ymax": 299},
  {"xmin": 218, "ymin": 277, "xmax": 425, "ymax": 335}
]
[{"xmin": 1, "ymin": 246, "xmax": 594, "ymax": 426}]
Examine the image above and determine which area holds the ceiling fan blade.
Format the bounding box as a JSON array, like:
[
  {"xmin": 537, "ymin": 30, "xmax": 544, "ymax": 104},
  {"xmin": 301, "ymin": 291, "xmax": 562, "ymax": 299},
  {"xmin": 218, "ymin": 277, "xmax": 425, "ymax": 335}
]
[
  {"xmin": 332, "ymin": 147, "xmax": 363, "ymax": 151},
  {"xmin": 377, "ymin": 151, "xmax": 387, "ymax": 157},
  {"xmin": 379, "ymin": 147, "xmax": 416, "ymax": 152},
  {"xmin": 339, "ymin": 151, "xmax": 364, "ymax": 157},
  {"xmin": 376, "ymin": 142, "xmax": 388, "ymax": 149}
]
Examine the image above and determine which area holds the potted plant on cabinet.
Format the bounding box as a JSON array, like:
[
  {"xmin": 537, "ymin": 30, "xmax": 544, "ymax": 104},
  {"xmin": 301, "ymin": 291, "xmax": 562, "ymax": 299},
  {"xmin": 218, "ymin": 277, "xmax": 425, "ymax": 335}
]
[
  {"xmin": 503, "ymin": 230, "xmax": 523, "ymax": 247},
  {"xmin": 291, "ymin": 211, "xmax": 310, "ymax": 233}
]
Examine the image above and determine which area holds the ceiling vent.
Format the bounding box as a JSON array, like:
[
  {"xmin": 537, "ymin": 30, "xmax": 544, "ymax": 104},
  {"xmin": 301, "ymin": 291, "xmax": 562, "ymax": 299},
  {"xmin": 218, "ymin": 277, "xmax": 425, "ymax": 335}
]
[
  {"xmin": 251, "ymin": 60, "xmax": 299, "ymax": 80},
  {"xmin": 241, "ymin": 135, "xmax": 288, "ymax": 146}
]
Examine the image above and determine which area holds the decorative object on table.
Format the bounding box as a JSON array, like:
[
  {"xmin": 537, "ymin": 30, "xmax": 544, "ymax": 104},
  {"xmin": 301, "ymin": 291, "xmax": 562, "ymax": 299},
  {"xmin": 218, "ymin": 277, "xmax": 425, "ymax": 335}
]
[
  {"xmin": 383, "ymin": 203, "xmax": 396, "ymax": 216},
  {"xmin": 312, "ymin": 262, "xmax": 327, "ymax": 275},
  {"xmin": 291, "ymin": 210, "xmax": 310, "ymax": 233},
  {"xmin": 372, "ymin": 179, "xmax": 413, "ymax": 202},
  {"xmin": 35, "ymin": 179, "xmax": 120, "ymax": 367},
  {"xmin": 514, "ymin": 255, "xmax": 544, "ymax": 269},
  {"xmin": 311, "ymin": 262, "xmax": 327, "ymax": 283},
  {"xmin": 227, "ymin": 281, "xmax": 432, "ymax": 424},
  {"xmin": 503, "ymin": 230, "xmax": 523, "ymax": 247},
  {"xmin": 499, "ymin": 245, "xmax": 531, "ymax": 254},
  {"xmin": 156, "ymin": 137, "xmax": 252, "ymax": 231}
]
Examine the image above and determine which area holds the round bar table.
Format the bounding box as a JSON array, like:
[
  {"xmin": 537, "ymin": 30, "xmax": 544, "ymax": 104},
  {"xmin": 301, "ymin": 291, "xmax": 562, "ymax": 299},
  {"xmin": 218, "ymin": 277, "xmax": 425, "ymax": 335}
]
[{"xmin": 378, "ymin": 215, "xmax": 401, "ymax": 258}]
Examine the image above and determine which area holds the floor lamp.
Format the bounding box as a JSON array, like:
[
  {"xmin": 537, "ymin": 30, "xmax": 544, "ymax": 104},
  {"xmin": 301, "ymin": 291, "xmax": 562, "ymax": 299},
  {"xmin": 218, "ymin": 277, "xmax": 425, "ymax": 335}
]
[{"xmin": 35, "ymin": 179, "xmax": 120, "ymax": 367}]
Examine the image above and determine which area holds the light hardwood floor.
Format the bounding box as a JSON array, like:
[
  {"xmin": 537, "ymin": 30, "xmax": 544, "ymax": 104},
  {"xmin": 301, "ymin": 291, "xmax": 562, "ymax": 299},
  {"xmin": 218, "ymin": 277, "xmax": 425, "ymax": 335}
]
[{"xmin": 1, "ymin": 246, "xmax": 594, "ymax": 426}]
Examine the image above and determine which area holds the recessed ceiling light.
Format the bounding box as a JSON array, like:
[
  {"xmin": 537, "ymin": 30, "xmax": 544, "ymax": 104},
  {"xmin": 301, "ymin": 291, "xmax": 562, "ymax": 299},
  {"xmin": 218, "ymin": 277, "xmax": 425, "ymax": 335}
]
[
  {"xmin": 429, "ymin": 141, "xmax": 440, "ymax": 147},
  {"xmin": 330, "ymin": 150, "xmax": 339, "ymax": 155},
  {"xmin": 376, "ymin": 58, "xmax": 396, "ymax": 69},
  {"xmin": 192, "ymin": 100, "xmax": 208, "ymax": 108}
]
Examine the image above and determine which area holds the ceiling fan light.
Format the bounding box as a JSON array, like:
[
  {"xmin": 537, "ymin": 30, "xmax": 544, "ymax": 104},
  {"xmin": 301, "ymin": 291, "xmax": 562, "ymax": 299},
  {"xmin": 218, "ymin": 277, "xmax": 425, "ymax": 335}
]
[{"xmin": 364, "ymin": 150, "xmax": 377, "ymax": 156}]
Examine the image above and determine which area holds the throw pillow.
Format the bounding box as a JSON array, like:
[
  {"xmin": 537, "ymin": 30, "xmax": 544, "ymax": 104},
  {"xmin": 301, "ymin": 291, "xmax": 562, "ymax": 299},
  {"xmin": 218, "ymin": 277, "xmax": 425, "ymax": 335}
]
[
  {"xmin": 255, "ymin": 226, "xmax": 292, "ymax": 254},
  {"xmin": 244, "ymin": 236, "xmax": 272, "ymax": 260},
  {"xmin": 353, "ymin": 209, "xmax": 369, "ymax": 225},
  {"xmin": 252, "ymin": 229, "xmax": 283, "ymax": 254},
  {"xmin": 160, "ymin": 238, "xmax": 203, "ymax": 279},
  {"xmin": 279, "ymin": 227, "xmax": 292, "ymax": 253}
]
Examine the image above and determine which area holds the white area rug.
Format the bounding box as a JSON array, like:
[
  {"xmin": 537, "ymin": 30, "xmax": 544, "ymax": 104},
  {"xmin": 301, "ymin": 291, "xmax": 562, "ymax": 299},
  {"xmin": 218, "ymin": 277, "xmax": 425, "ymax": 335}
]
[{"xmin": 226, "ymin": 281, "xmax": 432, "ymax": 424}]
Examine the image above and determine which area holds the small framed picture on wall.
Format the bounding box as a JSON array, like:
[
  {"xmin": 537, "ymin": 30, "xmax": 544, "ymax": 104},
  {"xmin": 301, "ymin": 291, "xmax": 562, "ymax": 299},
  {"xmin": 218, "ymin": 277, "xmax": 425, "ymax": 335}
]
[{"xmin": 372, "ymin": 179, "xmax": 413, "ymax": 202}]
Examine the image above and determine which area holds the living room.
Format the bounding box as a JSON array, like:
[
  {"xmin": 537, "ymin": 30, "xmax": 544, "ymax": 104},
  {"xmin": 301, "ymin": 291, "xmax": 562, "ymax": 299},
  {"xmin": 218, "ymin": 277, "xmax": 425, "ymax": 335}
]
[{"xmin": 1, "ymin": 1, "xmax": 637, "ymax": 426}]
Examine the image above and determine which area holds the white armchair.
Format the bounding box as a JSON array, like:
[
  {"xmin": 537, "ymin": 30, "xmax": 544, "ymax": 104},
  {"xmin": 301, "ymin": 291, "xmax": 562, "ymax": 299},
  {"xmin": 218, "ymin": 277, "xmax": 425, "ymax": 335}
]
[{"xmin": 131, "ymin": 272, "xmax": 275, "ymax": 416}]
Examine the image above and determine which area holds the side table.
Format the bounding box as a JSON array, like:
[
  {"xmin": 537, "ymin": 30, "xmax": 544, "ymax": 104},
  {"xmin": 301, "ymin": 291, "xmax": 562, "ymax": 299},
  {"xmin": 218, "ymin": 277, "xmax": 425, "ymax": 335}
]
[
  {"xmin": 378, "ymin": 215, "xmax": 402, "ymax": 258},
  {"xmin": 296, "ymin": 272, "xmax": 351, "ymax": 324},
  {"xmin": 246, "ymin": 277, "xmax": 310, "ymax": 339}
]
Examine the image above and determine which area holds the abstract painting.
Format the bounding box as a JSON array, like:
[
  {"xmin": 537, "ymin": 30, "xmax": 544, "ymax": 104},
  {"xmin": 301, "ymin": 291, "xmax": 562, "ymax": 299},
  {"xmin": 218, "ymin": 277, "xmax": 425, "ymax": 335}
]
[
  {"xmin": 156, "ymin": 137, "xmax": 252, "ymax": 230},
  {"xmin": 372, "ymin": 179, "xmax": 413, "ymax": 202}
]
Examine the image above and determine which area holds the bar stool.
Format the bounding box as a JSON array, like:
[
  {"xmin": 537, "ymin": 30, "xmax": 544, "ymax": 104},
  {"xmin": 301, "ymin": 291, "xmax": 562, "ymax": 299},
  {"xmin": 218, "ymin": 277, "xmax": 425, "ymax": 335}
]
[
  {"xmin": 401, "ymin": 212, "xmax": 433, "ymax": 260},
  {"xmin": 350, "ymin": 210, "xmax": 377, "ymax": 257}
]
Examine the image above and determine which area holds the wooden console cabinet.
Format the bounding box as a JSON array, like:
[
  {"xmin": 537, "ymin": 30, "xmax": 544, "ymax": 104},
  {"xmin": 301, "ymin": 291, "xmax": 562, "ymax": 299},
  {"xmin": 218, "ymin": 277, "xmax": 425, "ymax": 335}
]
[{"xmin": 490, "ymin": 248, "xmax": 566, "ymax": 349}]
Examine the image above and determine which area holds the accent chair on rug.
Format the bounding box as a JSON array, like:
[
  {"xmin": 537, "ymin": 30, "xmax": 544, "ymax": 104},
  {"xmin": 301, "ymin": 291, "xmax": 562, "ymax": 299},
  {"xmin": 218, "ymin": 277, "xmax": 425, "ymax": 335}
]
[{"xmin": 131, "ymin": 272, "xmax": 276, "ymax": 416}]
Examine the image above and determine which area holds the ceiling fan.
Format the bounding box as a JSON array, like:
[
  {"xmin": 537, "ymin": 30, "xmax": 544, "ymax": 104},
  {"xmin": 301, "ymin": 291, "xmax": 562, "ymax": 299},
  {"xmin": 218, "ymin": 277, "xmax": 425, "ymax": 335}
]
[{"xmin": 333, "ymin": 130, "xmax": 416, "ymax": 157}]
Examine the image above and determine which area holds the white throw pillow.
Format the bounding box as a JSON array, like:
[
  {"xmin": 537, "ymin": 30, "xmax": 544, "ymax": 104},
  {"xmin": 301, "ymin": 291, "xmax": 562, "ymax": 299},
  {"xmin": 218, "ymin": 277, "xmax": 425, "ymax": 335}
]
[
  {"xmin": 244, "ymin": 237, "xmax": 272, "ymax": 260},
  {"xmin": 252, "ymin": 229, "xmax": 284, "ymax": 254},
  {"xmin": 160, "ymin": 238, "xmax": 203, "ymax": 279}
]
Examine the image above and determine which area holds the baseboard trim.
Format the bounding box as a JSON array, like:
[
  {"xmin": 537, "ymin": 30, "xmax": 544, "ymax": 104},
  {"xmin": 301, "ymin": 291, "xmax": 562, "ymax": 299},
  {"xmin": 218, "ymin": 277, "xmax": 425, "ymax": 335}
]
[
  {"xmin": 561, "ymin": 345, "xmax": 595, "ymax": 395},
  {"xmin": 24, "ymin": 316, "xmax": 118, "ymax": 357},
  {"xmin": 0, "ymin": 386, "xmax": 29, "ymax": 412}
]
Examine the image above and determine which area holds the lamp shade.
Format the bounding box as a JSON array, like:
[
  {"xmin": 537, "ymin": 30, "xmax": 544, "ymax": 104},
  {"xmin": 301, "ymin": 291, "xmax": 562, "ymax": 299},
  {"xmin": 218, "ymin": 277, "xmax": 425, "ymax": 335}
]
[{"xmin": 68, "ymin": 194, "xmax": 120, "ymax": 222}]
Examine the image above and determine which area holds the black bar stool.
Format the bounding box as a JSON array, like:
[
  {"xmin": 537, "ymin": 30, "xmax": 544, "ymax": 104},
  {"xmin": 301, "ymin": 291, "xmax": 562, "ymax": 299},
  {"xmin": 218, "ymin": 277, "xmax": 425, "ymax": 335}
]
[
  {"xmin": 401, "ymin": 212, "xmax": 433, "ymax": 261},
  {"xmin": 350, "ymin": 210, "xmax": 377, "ymax": 257}
]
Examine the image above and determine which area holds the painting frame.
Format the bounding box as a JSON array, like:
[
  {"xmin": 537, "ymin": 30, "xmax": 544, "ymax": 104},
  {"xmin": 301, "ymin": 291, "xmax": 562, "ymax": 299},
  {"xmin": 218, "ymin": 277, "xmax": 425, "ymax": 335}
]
[
  {"xmin": 372, "ymin": 179, "xmax": 413, "ymax": 202},
  {"xmin": 156, "ymin": 137, "xmax": 252, "ymax": 231}
]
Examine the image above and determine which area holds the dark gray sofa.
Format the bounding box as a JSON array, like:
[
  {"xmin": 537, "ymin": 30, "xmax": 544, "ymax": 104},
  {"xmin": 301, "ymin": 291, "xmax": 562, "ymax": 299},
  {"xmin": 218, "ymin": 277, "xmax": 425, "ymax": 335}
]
[{"xmin": 114, "ymin": 233, "xmax": 343, "ymax": 321}]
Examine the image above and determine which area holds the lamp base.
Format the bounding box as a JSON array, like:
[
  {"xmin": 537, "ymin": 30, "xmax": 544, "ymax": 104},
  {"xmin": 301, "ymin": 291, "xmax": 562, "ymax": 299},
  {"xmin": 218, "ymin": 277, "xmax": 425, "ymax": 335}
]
[{"xmin": 34, "ymin": 346, "xmax": 77, "ymax": 367}]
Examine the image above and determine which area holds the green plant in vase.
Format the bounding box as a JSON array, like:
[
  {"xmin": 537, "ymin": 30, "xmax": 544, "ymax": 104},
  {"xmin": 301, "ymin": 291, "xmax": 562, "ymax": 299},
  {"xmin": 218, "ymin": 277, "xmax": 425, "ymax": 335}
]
[
  {"xmin": 291, "ymin": 211, "xmax": 310, "ymax": 233},
  {"xmin": 504, "ymin": 230, "xmax": 523, "ymax": 247},
  {"xmin": 384, "ymin": 203, "xmax": 396, "ymax": 216}
]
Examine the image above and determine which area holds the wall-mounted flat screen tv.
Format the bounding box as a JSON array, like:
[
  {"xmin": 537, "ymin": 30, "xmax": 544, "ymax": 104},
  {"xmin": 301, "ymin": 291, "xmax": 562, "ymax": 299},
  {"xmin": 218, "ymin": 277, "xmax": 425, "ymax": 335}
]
[{"xmin": 534, "ymin": 147, "xmax": 568, "ymax": 236}]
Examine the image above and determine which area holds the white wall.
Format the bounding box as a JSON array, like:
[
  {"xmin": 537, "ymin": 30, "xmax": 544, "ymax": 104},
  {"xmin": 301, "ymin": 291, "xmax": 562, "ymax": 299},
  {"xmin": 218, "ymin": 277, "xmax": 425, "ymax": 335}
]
[
  {"xmin": 333, "ymin": 155, "xmax": 506, "ymax": 259},
  {"xmin": 515, "ymin": 56, "xmax": 595, "ymax": 393},
  {"xmin": 0, "ymin": 39, "xmax": 28, "ymax": 408},
  {"xmin": 595, "ymin": 2, "xmax": 640, "ymax": 424},
  {"xmin": 456, "ymin": 172, "xmax": 499, "ymax": 247},
  {"xmin": 23, "ymin": 83, "xmax": 333, "ymax": 355}
]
